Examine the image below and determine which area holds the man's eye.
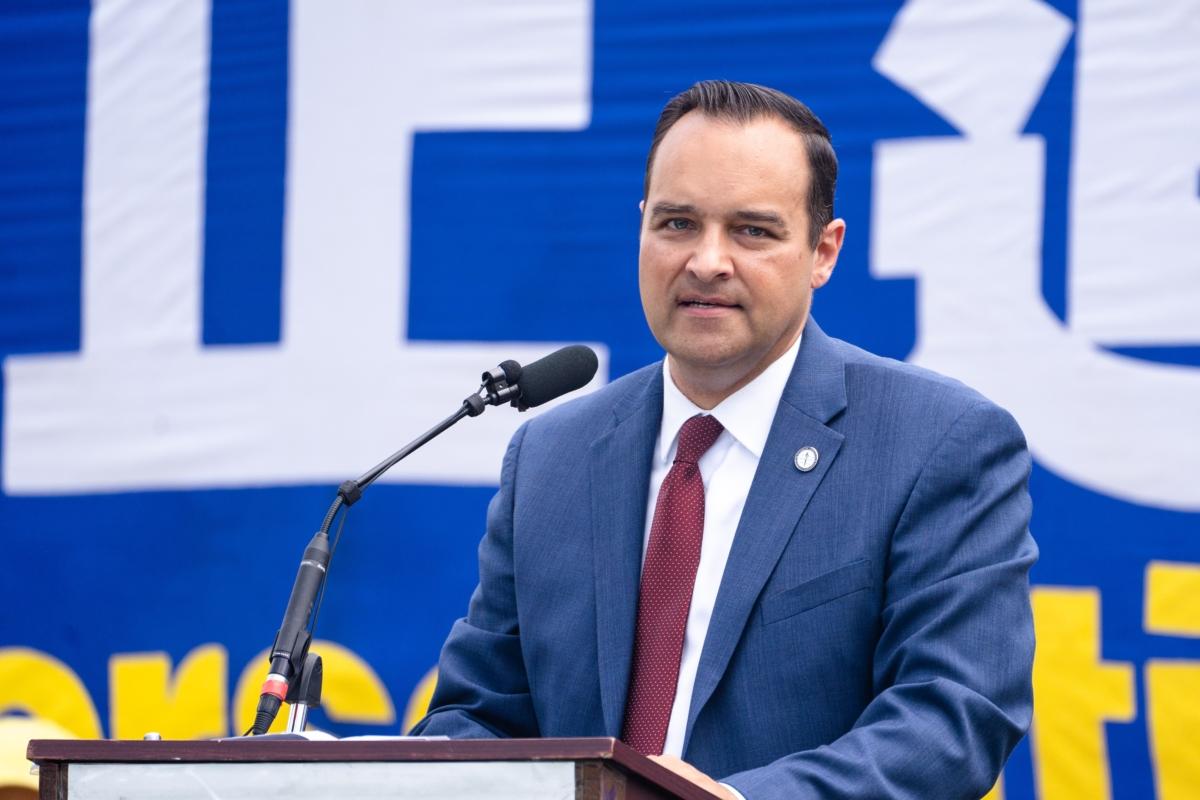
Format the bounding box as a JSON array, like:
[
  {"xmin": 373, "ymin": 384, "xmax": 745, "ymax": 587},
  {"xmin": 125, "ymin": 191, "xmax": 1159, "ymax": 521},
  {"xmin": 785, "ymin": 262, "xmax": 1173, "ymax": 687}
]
[
  {"xmin": 742, "ymin": 226, "xmax": 768, "ymax": 237},
  {"xmin": 665, "ymin": 218, "xmax": 693, "ymax": 231}
]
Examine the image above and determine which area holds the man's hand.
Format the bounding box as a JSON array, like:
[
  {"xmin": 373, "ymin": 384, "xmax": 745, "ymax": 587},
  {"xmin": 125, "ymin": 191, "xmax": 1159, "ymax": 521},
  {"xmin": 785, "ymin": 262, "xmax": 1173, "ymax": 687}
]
[{"xmin": 648, "ymin": 755, "xmax": 738, "ymax": 800}]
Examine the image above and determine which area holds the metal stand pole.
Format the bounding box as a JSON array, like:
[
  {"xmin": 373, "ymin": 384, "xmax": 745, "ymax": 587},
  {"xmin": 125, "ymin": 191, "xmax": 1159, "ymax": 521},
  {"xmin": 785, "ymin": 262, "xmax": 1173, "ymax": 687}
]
[{"xmin": 285, "ymin": 652, "xmax": 324, "ymax": 733}]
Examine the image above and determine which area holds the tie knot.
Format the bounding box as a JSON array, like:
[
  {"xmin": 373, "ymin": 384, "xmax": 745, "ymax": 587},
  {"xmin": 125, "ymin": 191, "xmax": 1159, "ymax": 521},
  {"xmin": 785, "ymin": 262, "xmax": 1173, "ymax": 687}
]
[{"xmin": 674, "ymin": 414, "xmax": 724, "ymax": 465}]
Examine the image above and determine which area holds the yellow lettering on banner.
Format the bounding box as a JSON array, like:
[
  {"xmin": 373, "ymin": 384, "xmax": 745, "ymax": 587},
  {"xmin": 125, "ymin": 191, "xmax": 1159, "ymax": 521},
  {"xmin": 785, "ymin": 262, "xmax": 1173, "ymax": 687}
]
[
  {"xmin": 401, "ymin": 667, "xmax": 438, "ymax": 733},
  {"xmin": 233, "ymin": 640, "xmax": 394, "ymax": 734},
  {"xmin": 1145, "ymin": 661, "xmax": 1200, "ymax": 800},
  {"xmin": 0, "ymin": 648, "xmax": 101, "ymax": 738},
  {"xmin": 1029, "ymin": 587, "xmax": 1134, "ymax": 800},
  {"xmin": 1144, "ymin": 561, "xmax": 1200, "ymax": 800},
  {"xmin": 1144, "ymin": 561, "xmax": 1200, "ymax": 637},
  {"xmin": 109, "ymin": 645, "xmax": 227, "ymax": 740}
]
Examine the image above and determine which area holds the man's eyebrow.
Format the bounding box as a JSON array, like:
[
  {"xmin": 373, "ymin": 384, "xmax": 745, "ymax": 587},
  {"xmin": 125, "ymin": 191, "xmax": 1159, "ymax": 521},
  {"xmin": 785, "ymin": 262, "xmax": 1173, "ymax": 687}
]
[
  {"xmin": 733, "ymin": 209, "xmax": 788, "ymax": 228},
  {"xmin": 648, "ymin": 202, "xmax": 698, "ymax": 217},
  {"xmin": 647, "ymin": 203, "xmax": 790, "ymax": 232}
]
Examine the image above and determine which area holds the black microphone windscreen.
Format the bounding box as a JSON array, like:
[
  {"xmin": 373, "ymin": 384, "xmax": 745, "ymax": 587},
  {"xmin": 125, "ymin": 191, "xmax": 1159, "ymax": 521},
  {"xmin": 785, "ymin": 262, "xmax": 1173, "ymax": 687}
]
[{"xmin": 518, "ymin": 345, "xmax": 599, "ymax": 408}]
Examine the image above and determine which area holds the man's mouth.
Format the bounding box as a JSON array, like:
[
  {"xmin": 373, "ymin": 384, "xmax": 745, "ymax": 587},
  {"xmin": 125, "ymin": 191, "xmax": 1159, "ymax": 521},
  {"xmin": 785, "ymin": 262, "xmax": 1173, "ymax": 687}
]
[{"xmin": 679, "ymin": 297, "xmax": 737, "ymax": 309}]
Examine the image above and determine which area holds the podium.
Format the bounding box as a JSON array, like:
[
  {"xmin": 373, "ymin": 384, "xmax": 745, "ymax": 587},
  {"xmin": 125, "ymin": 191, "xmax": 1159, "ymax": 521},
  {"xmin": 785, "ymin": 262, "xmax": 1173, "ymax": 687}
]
[{"xmin": 28, "ymin": 737, "xmax": 722, "ymax": 799}]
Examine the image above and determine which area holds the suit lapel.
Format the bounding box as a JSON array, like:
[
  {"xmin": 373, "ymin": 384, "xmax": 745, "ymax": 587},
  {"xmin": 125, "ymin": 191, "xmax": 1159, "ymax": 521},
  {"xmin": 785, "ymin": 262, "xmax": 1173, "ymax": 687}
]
[
  {"xmin": 591, "ymin": 366, "xmax": 663, "ymax": 736},
  {"xmin": 684, "ymin": 320, "xmax": 849, "ymax": 747}
]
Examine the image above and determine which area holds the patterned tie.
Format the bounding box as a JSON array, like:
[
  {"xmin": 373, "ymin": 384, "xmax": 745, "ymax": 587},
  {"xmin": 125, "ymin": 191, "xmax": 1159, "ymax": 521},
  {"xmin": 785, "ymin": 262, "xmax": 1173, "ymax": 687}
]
[{"xmin": 621, "ymin": 413, "xmax": 725, "ymax": 755}]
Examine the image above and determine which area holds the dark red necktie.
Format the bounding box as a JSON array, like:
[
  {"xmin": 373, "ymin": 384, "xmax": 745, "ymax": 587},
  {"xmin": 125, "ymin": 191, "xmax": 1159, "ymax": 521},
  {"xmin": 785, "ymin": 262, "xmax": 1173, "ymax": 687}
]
[{"xmin": 622, "ymin": 413, "xmax": 725, "ymax": 755}]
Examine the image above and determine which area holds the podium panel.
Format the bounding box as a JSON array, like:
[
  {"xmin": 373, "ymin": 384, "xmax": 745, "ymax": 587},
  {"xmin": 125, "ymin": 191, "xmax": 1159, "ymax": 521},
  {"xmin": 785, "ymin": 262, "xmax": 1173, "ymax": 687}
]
[
  {"xmin": 28, "ymin": 737, "xmax": 719, "ymax": 800},
  {"xmin": 69, "ymin": 760, "xmax": 575, "ymax": 799}
]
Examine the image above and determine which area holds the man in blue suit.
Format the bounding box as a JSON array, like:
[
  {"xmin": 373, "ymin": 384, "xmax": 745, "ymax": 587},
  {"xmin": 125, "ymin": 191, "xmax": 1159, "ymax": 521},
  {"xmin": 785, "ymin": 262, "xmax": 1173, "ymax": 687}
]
[{"xmin": 412, "ymin": 81, "xmax": 1036, "ymax": 799}]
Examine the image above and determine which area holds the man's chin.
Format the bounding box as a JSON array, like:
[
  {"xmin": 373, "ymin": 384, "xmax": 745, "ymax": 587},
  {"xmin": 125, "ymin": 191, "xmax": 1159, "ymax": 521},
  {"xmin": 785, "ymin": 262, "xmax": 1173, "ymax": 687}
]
[{"xmin": 665, "ymin": 344, "xmax": 755, "ymax": 384}]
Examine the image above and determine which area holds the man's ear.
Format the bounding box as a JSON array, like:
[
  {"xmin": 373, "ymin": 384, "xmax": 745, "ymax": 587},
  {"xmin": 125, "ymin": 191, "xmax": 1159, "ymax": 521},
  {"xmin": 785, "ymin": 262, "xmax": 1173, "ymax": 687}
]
[
  {"xmin": 811, "ymin": 218, "xmax": 846, "ymax": 289},
  {"xmin": 639, "ymin": 199, "xmax": 645, "ymax": 214}
]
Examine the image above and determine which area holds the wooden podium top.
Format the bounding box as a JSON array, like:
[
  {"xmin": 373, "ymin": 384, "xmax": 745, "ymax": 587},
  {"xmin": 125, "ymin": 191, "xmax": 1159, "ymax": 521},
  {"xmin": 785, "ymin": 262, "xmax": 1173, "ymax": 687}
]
[{"xmin": 28, "ymin": 736, "xmax": 723, "ymax": 800}]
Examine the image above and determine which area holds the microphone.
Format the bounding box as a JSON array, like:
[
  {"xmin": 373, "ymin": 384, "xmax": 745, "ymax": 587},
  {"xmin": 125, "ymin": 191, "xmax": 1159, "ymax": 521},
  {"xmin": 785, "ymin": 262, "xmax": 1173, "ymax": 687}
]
[
  {"xmin": 516, "ymin": 345, "xmax": 599, "ymax": 408},
  {"xmin": 248, "ymin": 346, "xmax": 598, "ymax": 735},
  {"xmin": 250, "ymin": 531, "xmax": 329, "ymax": 735}
]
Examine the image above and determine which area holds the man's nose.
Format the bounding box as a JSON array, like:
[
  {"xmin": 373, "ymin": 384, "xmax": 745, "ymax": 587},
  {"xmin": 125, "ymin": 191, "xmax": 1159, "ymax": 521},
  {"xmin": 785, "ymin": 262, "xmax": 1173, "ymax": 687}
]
[{"xmin": 686, "ymin": 230, "xmax": 732, "ymax": 282}]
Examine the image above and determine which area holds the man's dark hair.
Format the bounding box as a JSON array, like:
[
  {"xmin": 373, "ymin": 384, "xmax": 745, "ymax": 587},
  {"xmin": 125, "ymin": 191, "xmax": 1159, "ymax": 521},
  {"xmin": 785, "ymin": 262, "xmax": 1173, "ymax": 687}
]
[{"xmin": 643, "ymin": 80, "xmax": 838, "ymax": 247}]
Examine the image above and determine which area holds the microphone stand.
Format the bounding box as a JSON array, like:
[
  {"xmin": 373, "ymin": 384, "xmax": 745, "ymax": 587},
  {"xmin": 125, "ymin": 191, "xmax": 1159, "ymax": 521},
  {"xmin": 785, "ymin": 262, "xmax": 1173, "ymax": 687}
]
[{"xmin": 248, "ymin": 367, "xmax": 522, "ymax": 736}]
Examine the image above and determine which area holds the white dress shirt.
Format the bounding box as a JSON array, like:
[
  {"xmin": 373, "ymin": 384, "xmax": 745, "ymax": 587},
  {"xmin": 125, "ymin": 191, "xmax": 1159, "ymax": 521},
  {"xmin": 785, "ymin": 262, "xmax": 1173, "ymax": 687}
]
[{"xmin": 644, "ymin": 333, "xmax": 803, "ymax": 759}]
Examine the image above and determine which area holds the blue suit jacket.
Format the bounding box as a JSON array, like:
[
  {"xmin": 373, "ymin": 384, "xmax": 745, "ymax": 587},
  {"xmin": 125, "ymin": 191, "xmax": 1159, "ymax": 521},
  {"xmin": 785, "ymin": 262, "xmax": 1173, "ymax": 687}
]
[{"xmin": 412, "ymin": 320, "xmax": 1037, "ymax": 799}]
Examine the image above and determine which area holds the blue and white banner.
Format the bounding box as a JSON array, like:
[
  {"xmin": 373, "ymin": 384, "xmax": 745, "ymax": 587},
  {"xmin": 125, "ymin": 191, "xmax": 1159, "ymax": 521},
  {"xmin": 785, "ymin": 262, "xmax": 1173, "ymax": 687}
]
[{"xmin": 1, "ymin": 1, "xmax": 1197, "ymax": 797}]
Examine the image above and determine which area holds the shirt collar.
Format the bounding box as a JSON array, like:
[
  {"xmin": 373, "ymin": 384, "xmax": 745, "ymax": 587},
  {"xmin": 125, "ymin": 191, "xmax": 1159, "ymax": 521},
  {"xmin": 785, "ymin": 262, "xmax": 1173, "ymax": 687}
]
[{"xmin": 657, "ymin": 332, "xmax": 803, "ymax": 465}]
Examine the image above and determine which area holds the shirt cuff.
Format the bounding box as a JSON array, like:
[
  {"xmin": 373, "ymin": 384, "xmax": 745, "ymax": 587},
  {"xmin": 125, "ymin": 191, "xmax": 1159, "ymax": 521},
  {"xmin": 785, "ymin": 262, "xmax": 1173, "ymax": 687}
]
[{"xmin": 720, "ymin": 782, "xmax": 747, "ymax": 800}]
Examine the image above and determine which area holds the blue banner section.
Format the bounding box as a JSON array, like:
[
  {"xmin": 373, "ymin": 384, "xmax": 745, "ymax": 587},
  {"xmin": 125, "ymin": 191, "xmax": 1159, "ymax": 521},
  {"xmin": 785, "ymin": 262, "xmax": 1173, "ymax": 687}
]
[
  {"xmin": 201, "ymin": 0, "xmax": 289, "ymax": 346},
  {"xmin": 0, "ymin": 0, "xmax": 87, "ymax": 357},
  {"xmin": 2, "ymin": 1, "xmax": 1199, "ymax": 797}
]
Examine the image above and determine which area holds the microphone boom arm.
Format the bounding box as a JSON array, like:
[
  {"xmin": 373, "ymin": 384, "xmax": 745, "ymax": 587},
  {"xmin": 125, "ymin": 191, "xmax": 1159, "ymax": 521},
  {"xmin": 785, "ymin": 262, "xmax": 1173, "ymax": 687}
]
[{"xmin": 321, "ymin": 372, "xmax": 520, "ymax": 534}]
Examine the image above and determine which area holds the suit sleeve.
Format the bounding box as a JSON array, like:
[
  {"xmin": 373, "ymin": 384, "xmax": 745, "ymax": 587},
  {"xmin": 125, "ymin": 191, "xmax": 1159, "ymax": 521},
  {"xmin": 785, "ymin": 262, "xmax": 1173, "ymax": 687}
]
[
  {"xmin": 407, "ymin": 422, "xmax": 540, "ymax": 739},
  {"xmin": 723, "ymin": 401, "xmax": 1037, "ymax": 800}
]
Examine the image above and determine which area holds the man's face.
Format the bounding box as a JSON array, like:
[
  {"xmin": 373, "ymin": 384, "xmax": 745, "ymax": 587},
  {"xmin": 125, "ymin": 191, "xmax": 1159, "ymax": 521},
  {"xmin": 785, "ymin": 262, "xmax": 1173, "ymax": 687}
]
[{"xmin": 639, "ymin": 112, "xmax": 843, "ymax": 401}]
